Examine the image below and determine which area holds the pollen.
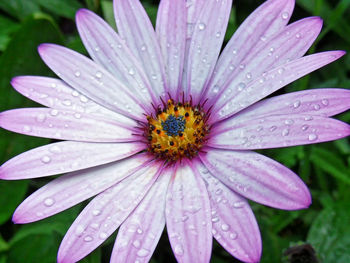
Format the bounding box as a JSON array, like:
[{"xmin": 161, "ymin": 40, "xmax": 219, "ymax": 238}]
[{"xmin": 146, "ymin": 99, "xmax": 210, "ymax": 161}]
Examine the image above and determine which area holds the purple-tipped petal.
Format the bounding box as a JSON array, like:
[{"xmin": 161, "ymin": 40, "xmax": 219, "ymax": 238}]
[
  {"xmin": 234, "ymin": 88, "xmax": 350, "ymax": 121},
  {"xmin": 0, "ymin": 108, "xmax": 136, "ymax": 142},
  {"xmin": 208, "ymin": 17, "xmax": 323, "ymax": 107},
  {"xmin": 210, "ymin": 114, "xmax": 350, "ymax": 150},
  {"xmin": 12, "ymin": 153, "xmax": 152, "ymax": 223},
  {"xmin": 114, "ymin": 0, "xmax": 167, "ymax": 100},
  {"xmin": 185, "ymin": 0, "xmax": 232, "ymax": 104},
  {"xmin": 111, "ymin": 168, "xmax": 171, "ymax": 263},
  {"xmin": 204, "ymin": 0, "xmax": 295, "ymax": 104},
  {"xmin": 76, "ymin": 9, "xmax": 156, "ymax": 108},
  {"xmin": 0, "ymin": 141, "xmax": 144, "ymax": 180},
  {"xmin": 156, "ymin": 0, "xmax": 186, "ymax": 99},
  {"xmin": 194, "ymin": 160, "xmax": 262, "ymax": 263},
  {"xmin": 212, "ymin": 51, "xmax": 345, "ymax": 121},
  {"xmin": 38, "ymin": 44, "xmax": 146, "ymax": 121},
  {"xmin": 199, "ymin": 149, "xmax": 312, "ymax": 210},
  {"xmin": 11, "ymin": 76, "xmax": 136, "ymax": 125},
  {"xmin": 57, "ymin": 160, "xmax": 162, "ymax": 263},
  {"xmin": 166, "ymin": 161, "xmax": 212, "ymax": 263}
]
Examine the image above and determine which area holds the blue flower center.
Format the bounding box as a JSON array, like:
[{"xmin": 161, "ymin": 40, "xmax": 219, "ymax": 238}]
[{"xmin": 161, "ymin": 114, "xmax": 186, "ymax": 136}]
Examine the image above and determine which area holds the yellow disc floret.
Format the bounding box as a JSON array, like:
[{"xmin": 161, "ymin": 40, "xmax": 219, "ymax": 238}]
[{"xmin": 146, "ymin": 99, "xmax": 209, "ymax": 161}]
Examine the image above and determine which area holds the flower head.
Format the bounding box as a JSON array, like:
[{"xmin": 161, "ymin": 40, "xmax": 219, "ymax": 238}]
[{"xmin": 1, "ymin": 0, "xmax": 350, "ymax": 262}]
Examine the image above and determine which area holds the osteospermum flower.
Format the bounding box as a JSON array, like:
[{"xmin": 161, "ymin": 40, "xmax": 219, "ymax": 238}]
[{"xmin": 1, "ymin": 0, "xmax": 350, "ymax": 262}]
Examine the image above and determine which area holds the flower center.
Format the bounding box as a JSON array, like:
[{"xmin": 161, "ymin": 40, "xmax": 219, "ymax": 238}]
[{"xmin": 146, "ymin": 99, "xmax": 209, "ymax": 161}]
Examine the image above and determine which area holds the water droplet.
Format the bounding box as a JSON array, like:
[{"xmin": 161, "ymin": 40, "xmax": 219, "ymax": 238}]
[
  {"xmin": 137, "ymin": 228, "xmax": 143, "ymax": 234},
  {"xmin": 321, "ymin": 99, "xmax": 329, "ymax": 106},
  {"xmin": 132, "ymin": 240, "xmax": 141, "ymax": 248},
  {"xmin": 215, "ymin": 32, "xmax": 221, "ymax": 38},
  {"xmin": 293, "ymin": 100, "xmax": 301, "ymax": 108},
  {"xmin": 50, "ymin": 109, "xmax": 58, "ymax": 116},
  {"xmin": 51, "ymin": 83, "xmax": 57, "ymax": 88},
  {"xmin": 36, "ymin": 114, "xmax": 46, "ymax": 123},
  {"xmin": 140, "ymin": 45, "xmax": 147, "ymax": 51},
  {"xmin": 137, "ymin": 248, "xmax": 150, "ymax": 257},
  {"xmin": 96, "ymin": 71, "xmax": 103, "ymax": 78},
  {"xmin": 99, "ymin": 232, "xmax": 108, "ymax": 239},
  {"xmin": 23, "ymin": 125, "xmax": 32, "ymax": 132},
  {"xmin": 94, "ymin": 46, "xmax": 100, "ymax": 52},
  {"xmin": 128, "ymin": 68, "xmax": 135, "ymax": 75},
  {"xmin": 221, "ymin": 224, "xmax": 230, "ymax": 231},
  {"xmin": 246, "ymin": 72, "xmax": 252, "ymax": 79},
  {"xmin": 313, "ymin": 104, "xmax": 320, "ymax": 110},
  {"xmin": 229, "ymin": 232, "xmax": 238, "ymax": 240},
  {"xmin": 237, "ymin": 82, "xmax": 246, "ymax": 91},
  {"xmin": 260, "ymin": 36, "xmax": 267, "ymax": 41},
  {"xmin": 281, "ymin": 12, "xmax": 289, "ymax": 19},
  {"xmin": 232, "ymin": 49, "xmax": 237, "ymax": 55},
  {"xmin": 301, "ymin": 124, "xmax": 309, "ymax": 131},
  {"xmin": 72, "ymin": 90, "xmax": 79, "ymax": 97},
  {"xmin": 282, "ymin": 128, "xmax": 290, "ymax": 136},
  {"xmin": 304, "ymin": 116, "xmax": 313, "ymax": 121},
  {"xmin": 74, "ymin": 71, "xmax": 81, "ymax": 77},
  {"xmin": 212, "ymin": 217, "xmax": 220, "ymax": 223},
  {"xmin": 239, "ymin": 64, "xmax": 245, "ymax": 70},
  {"xmin": 63, "ymin": 99, "xmax": 72, "ymax": 106},
  {"xmin": 41, "ymin": 156, "xmax": 51, "ymax": 164},
  {"xmin": 308, "ymin": 134, "xmax": 318, "ymax": 141},
  {"xmin": 174, "ymin": 244, "xmax": 184, "ymax": 256},
  {"xmin": 284, "ymin": 119, "xmax": 294, "ymax": 125},
  {"xmin": 49, "ymin": 145, "xmax": 61, "ymax": 153},
  {"xmin": 151, "ymin": 74, "xmax": 157, "ymax": 80},
  {"xmin": 295, "ymin": 33, "xmax": 301, "ymax": 39},
  {"xmin": 92, "ymin": 209, "xmax": 101, "ymax": 216},
  {"xmin": 198, "ymin": 23, "xmax": 206, "ymax": 30},
  {"xmin": 90, "ymin": 223, "xmax": 100, "ymax": 229},
  {"xmin": 84, "ymin": 235, "xmax": 93, "ymax": 242},
  {"xmin": 233, "ymin": 202, "xmax": 245, "ymax": 208},
  {"xmin": 75, "ymin": 225, "xmax": 85, "ymax": 236},
  {"xmin": 215, "ymin": 189, "xmax": 223, "ymax": 195},
  {"xmin": 74, "ymin": 113, "xmax": 82, "ymax": 119},
  {"xmin": 80, "ymin": 95, "xmax": 88, "ymax": 103},
  {"xmin": 44, "ymin": 198, "xmax": 54, "ymax": 207},
  {"xmin": 278, "ymin": 68, "xmax": 285, "ymax": 74},
  {"xmin": 213, "ymin": 85, "xmax": 220, "ymax": 93}
]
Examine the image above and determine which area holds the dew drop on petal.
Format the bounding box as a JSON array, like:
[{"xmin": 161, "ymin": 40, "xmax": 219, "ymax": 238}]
[
  {"xmin": 128, "ymin": 68, "xmax": 135, "ymax": 75},
  {"xmin": 221, "ymin": 224, "xmax": 230, "ymax": 231},
  {"xmin": 95, "ymin": 71, "xmax": 103, "ymax": 78},
  {"xmin": 308, "ymin": 134, "xmax": 318, "ymax": 141},
  {"xmin": 321, "ymin": 99, "xmax": 329, "ymax": 106},
  {"xmin": 198, "ymin": 23, "xmax": 206, "ymax": 30},
  {"xmin": 132, "ymin": 240, "xmax": 141, "ymax": 248},
  {"xmin": 281, "ymin": 12, "xmax": 289, "ymax": 19},
  {"xmin": 232, "ymin": 49, "xmax": 237, "ymax": 55},
  {"xmin": 213, "ymin": 85, "xmax": 220, "ymax": 93},
  {"xmin": 215, "ymin": 32, "xmax": 221, "ymax": 38},
  {"xmin": 229, "ymin": 232, "xmax": 238, "ymax": 240},
  {"xmin": 50, "ymin": 109, "xmax": 58, "ymax": 116},
  {"xmin": 92, "ymin": 209, "xmax": 101, "ymax": 216},
  {"xmin": 74, "ymin": 71, "xmax": 81, "ymax": 77},
  {"xmin": 41, "ymin": 156, "xmax": 51, "ymax": 164},
  {"xmin": 44, "ymin": 198, "xmax": 54, "ymax": 207},
  {"xmin": 293, "ymin": 100, "xmax": 301, "ymax": 108},
  {"xmin": 295, "ymin": 33, "xmax": 301, "ymax": 39},
  {"xmin": 84, "ymin": 235, "xmax": 93, "ymax": 242},
  {"xmin": 23, "ymin": 125, "xmax": 32, "ymax": 132},
  {"xmin": 99, "ymin": 232, "xmax": 108, "ymax": 239},
  {"xmin": 233, "ymin": 202, "xmax": 245, "ymax": 208},
  {"xmin": 301, "ymin": 125, "xmax": 309, "ymax": 131},
  {"xmin": 36, "ymin": 114, "xmax": 46, "ymax": 123},
  {"xmin": 313, "ymin": 104, "xmax": 320, "ymax": 110},
  {"xmin": 237, "ymin": 82, "xmax": 246, "ymax": 91},
  {"xmin": 140, "ymin": 45, "xmax": 147, "ymax": 51},
  {"xmin": 75, "ymin": 225, "xmax": 85, "ymax": 236},
  {"xmin": 174, "ymin": 244, "xmax": 184, "ymax": 256},
  {"xmin": 137, "ymin": 248, "xmax": 150, "ymax": 257},
  {"xmin": 282, "ymin": 129, "xmax": 290, "ymax": 136}
]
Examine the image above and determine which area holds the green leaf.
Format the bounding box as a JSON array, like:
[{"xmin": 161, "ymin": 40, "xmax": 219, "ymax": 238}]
[
  {"xmin": 0, "ymin": 234, "xmax": 9, "ymax": 252},
  {"xmin": 80, "ymin": 248, "xmax": 101, "ymax": 263},
  {"xmin": 0, "ymin": 0, "xmax": 40, "ymax": 20},
  {"xmin": 307, "ymin": 202, "xmax": 350, "ymax": 262},
  {"xmin": 310, "ymin": 147, "xmax": 350, "ymax": 185},
  {"xmin": 36, "ymin": 0, "xmax": 83, "ymax": 19},
  {"xmin": 0, "ymin": 180, "xmax": 28, "ymax": 225},
  {"xmin": 0, "ymin": 16, "xmax": 20, "ymax": 51},
  {"xmin": 101, "ymin": 0, "xmax": 116, "ymax": 30}
]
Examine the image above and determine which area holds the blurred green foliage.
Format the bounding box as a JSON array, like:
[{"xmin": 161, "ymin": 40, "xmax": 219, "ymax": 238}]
[{"xmin": 0, "ymin": 0, "xmax": 349, "ymax": 262}]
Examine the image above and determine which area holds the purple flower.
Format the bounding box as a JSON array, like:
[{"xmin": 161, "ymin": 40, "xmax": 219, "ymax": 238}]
[{"xmin": 1, "ymin": 0, "xmax": 349, "ymax": 262}]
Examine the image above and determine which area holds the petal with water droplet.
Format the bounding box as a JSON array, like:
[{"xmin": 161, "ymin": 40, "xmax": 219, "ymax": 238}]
[
  {"xmin": 114, "ymin": 0, "xmax": 167, "ymax": 100},
  {"xmin": 57, "ymin": 160, "xmax": 162, "ymax": 263},
  {"xmin": 166, "ymin": 161, "xmax": 212, "ymax": 263},
  {"xmin": 205, "ymin": 0, "xmax": 295, "ymax": 103},
  {"xmin": 185, "ymin": 0, "xmax": 232, "ymax": 104},
  {"xmin": 233, "ymin": 88, "xmax": 350, "ymax": 120},
  {"xmin": 210, "ymin": 114, "xmax": 350, "ymax": 149},
  {"xmin": 111, "ymin": 168, "xmax": 171, "ymax": 263},
  {"xmin": 12, "ymin": 153, "xmax": 152, "ymax": 223},
  {"xmin": 0, "ymin": 141, "xmax": 145, "ymax": 180},
  {"xmin": 38, "ymin": 44, "xmax": 146, "ymax": 121},
  {"xmin": 0, "ymin": 108, "xmax": 136, "ymax": 142},
  {"xmin": 76, "ymin": 9, "xmax": 156, "ymax": 109},
  {"xmin": 199, "ymin": 149, "xmax": 311, "ymax": 210},
  {"xmin": 156, "ymin": 0, "xmax": 186, "ymax": 99},
  {"xmin": 195, "ymin": 160, "xmax": 261, "ymax": 263}
]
